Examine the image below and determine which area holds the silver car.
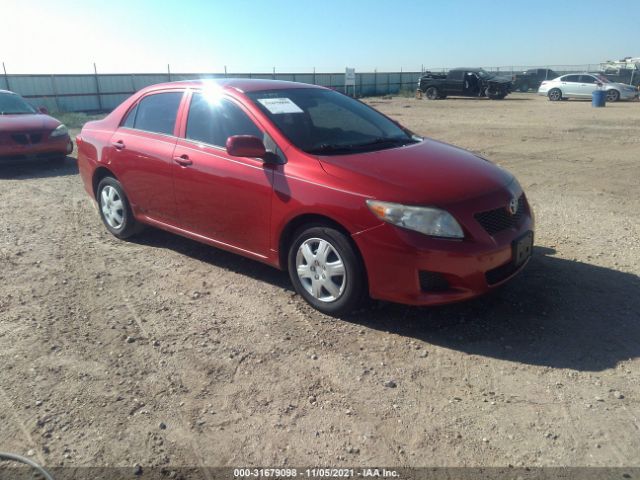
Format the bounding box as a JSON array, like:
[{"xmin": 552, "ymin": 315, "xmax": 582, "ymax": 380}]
[{"xmin": 538, "ymin": 73, "xmax": 639, "ymax": 102}]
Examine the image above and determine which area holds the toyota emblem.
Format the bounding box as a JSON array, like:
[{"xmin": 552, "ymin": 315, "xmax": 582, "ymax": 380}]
[{"xmin": 507, "ymin": 197, "xmax": 518, "ymax": 215}]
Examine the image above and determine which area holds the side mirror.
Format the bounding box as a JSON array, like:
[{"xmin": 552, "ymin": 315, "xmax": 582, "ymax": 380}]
[
  {"xmin": 38, "ymin": 106, "xmax": 49, "ymax": 115},
  {"xmin": 226, "ymin": 135, "xmax": 266, "ymax": 159},
  {"xmin": 596, "ymin": 82, "xmax": 603, "ymax": 87}
]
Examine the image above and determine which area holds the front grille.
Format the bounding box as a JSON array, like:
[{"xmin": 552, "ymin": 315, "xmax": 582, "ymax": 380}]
[
  {"xmin": 10, "ymin": 132, "xmax": 43, "ymax": 145},
  {"xmin": 474, "ymin": 195, "xmax": 526, "ymax": 236},
  {"xmin": 419, "ymin": 271, "xmax": 450, "ymax": 292},
  {"xmin": 485, "ymin": 261, "xmax": 520, "ymax": 285},
  {"xmin": 11, "ymin": 133, "xmax": 29, "ymax": 145}
]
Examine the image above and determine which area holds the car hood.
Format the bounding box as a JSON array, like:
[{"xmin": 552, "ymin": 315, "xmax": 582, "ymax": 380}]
[
  {"xmin": 487, "ymin": 75, "xmax": 512, "ymax": 84},
  {"xmin": 318, "ymin": 139, "xmax": 514, "ymax": 206},
  {"xmin": 0, "ymin": 114, "xmax": 60, "ymax": 132}
]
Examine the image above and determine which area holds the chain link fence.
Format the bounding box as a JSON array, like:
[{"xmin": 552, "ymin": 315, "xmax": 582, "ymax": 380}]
[{"xmin": 0, "ymin": 64, "xmax": 604, "ymax": 113}]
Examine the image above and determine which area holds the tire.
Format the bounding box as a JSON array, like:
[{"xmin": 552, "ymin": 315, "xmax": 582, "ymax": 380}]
[
  {"xmin": 425, "ymin": 86, "xmax": 439, "ymax": 100},
  {"xmin": 548, "ymin": 88, "xmax": 562, "ymax": 101},
  {"xmin": 605, "ymin": 89, "xmax": 620, "ymax": 102},
  {"xmin": 288, "ymin": 225, "xmax": 366, "ymax": 316},
  {"xmin": 519, "ymin": 83, "xmax": 529, "ymax": 93},
  {"xmin": 96, "ymin": 176, "xmax": 142, "ymax": 239}
]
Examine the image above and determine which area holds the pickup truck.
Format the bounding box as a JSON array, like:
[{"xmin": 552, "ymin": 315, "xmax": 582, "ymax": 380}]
[
  {"xmin": 512, "ymin": 68, "xmax": 559, "ymax": 92},
  {"xmin": 418, "ymin": 68, "xmax": 512, "ymax": 100}
]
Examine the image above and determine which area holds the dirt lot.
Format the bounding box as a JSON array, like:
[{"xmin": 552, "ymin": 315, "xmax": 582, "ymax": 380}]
[{"xmin": 1, "ymin": 93, "xmax": 639, "ymax": 473}]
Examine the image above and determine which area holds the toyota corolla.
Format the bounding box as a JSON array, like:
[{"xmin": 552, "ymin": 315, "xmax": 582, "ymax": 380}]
[{"xmin": 76, "ymin": 79, "xmax": 534, "ymax": 315}]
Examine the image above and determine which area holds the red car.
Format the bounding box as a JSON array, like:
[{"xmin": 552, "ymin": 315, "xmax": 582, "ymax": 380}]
[
  {"xmin": 0, "ymin": 90, "xmax": 73, "ymax": 164},
  {"xmin": 76, "ymin": 80, "xmax": 534, "ymax": 315}
]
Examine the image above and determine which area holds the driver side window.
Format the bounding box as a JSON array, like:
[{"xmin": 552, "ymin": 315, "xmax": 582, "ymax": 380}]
[{"xmin": 185, "ymin": 94, "xmax": 262, "ymax": 148}]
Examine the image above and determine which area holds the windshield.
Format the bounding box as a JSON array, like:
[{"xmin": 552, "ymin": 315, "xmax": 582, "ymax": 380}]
[
  {"xmin": 477, "ymin": 69, "xmax": 492, "ymax": 78},
  {"xmin": 594, "ymin": 74, "xmax": 610, "ymax": 83},
  {"xmin": 0, "ymin": 92, "xmax": 37, "ymax": 115},
  {"xmin": 246, "ymin": 88, "xmax": 417, "ymax": 155}
]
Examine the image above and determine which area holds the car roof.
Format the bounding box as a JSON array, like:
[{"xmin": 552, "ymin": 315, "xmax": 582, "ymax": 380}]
[
  {"xmin": 0, "ymin": 89, "xmax": 17, "ymax": 95},
  {"xmin": 140, "ymin": 78, "xmax": 324, "ymax": 95},
  {"xmin": 450, "ymin": 68, "xmax": 483, "ymax": 72}
]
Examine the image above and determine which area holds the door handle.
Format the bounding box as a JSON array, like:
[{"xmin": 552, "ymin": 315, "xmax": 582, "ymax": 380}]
[
  {"xmin": 112, "ymin": 140, "xmax": 125, "ymax": 150},
  {"xmin": 173, "ymin": 154, "xmax": 192, "ymax": 166}
]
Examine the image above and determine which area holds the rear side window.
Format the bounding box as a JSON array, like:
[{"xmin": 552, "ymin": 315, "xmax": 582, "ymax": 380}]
[
  {"xmin": 121, "ymin": 104, "xmax": 138, "ymax": 128},
  {"xmin": 129, "ymin": 92, "xmax": 183, "ymax": 136},
  {"xmin": 185, "ymin": 94, "xmax": 261, "ymax": 147},
  {"xmin": 448, "ymin": 70, "xmax": 464, "ymax": 80}
]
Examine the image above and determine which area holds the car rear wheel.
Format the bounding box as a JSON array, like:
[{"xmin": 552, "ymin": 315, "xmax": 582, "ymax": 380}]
[
  {"xmin": 548, "ymin": 88, "xmax": 562, "ymax": 101},
  {"xmin": 425, "ymin": 87, "xmax": 440, "ymax": 100},
  {"xmin": 606, "ymin": 89, "xmax": 620, "ymax": 102},
  {"xmin": 288, "ymin": 226, "xmax": 366, "ymax": 316},
  {"xmin": 97, "ymin": 177, "xmax": 142, "ymax": 239}
]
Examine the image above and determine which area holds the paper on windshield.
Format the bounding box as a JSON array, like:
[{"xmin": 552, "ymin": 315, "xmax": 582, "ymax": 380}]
[{"xmin": 257, "ymin": 98, "xmax": 304, "ymax": 114}]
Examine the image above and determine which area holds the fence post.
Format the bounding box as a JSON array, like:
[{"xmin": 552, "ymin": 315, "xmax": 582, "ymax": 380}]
[
  {"xmin": 50, "ymin": 74, "xmax": 60, "ymax": 112},
  {"xmin": 93, "ymin": 63, "xmax": 103, "ymax": 112},
  {"xmin": 2, "ymin": 62, "xmax": 10, "ymax": 91},
  {"xmin": 374, "ymin": 69, "xmax": 377, "ymax": 95},
  {"xmin": 167, "ymin": 64, "xmax": 171, "ymax": 82},
  {"xmin": 313, "ymin": 67, "xmax": 316, "ymax": 86}
]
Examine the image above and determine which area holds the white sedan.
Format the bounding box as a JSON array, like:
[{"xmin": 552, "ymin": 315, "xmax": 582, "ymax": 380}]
[{"xmin": 538, "ymin": 73, "xmax": 638, "ymax": 102}]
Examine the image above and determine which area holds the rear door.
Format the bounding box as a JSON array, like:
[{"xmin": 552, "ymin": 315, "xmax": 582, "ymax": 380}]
[
  {"xmin": 109, "ymin": 90, "xmax": 185, "ymax": 223},
  {"xmin": 171, "ymin": 91, "xmax": 274, "ymax": 257},
  {"xmin": 446, "ymin": 70, "xmax": 465, "ymax": 95},
  {"xmin": 559, "ymin": 75, "xmax": 582, "ymax": 97}
]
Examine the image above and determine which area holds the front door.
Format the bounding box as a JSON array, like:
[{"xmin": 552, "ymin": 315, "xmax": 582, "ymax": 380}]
[
  {"xmin": 577, "ymin": 74, "xmax": 599, "ymax": 97},
  {"xmin": 172, "ymin": 92, "xmax": 274, "ymax": 257}
]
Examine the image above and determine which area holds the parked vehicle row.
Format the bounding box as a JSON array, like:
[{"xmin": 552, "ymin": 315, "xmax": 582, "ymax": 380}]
[
  {"xmin": 511, "ymin": 68, "xmax": 559, "ymax": 92},
  {"xmin": 75, "ymin": 79, "xmax": 534, "ymax": 315},
  {"xmin": 0, "ymin": 89, "xmax": 73, "ymax": 164}
]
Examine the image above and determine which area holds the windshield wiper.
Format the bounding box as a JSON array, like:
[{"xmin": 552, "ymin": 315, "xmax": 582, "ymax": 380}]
[
  {"xmin": 350, "ymin": 137, "xmax": 416, "ymax": 149},
  {"xmin": 306, "ymin": 137, "xmax": 417, "ymax": 155}
]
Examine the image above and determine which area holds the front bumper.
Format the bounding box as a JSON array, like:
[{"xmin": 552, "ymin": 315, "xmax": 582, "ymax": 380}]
[
  {"xmin": 619, "ymin": 89, "xmax": 639, "ymax": 100},
  {"xmin": 0, "ymin": 135, "xmax": 73, "ymax": 164},
  {"xmin": 353, "ymin": 211, "xmax": 534, "ymax": 306}
]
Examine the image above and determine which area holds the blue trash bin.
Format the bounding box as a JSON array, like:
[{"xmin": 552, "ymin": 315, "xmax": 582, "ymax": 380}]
[{"xmin": 592, "ymin": 90, "xmax": 606, "ymax": 107}]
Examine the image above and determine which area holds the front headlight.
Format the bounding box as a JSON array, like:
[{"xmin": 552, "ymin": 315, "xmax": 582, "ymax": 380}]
[
  {"xmin": 366, "ymin": 200, "xmax": 464, "ymax": 239},
  {"xmin": 50, "ymin": 124, "xmax": 68, "ymax": 137}
]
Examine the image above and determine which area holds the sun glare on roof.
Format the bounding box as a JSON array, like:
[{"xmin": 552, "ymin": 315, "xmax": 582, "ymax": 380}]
[{"xmin": 199, "ymin": 82, "xmax": 224, "ymax": 106}]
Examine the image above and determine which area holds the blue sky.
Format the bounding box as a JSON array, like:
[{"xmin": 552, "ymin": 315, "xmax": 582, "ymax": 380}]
[{"xmin": 2, "ymin": 0, "xmax": 639, "ymax": 73}]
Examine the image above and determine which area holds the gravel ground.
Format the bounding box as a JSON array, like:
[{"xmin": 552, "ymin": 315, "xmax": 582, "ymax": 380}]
[{"xmin": 0, "ymin": 93, "xmax": 639, "ymax": 473}]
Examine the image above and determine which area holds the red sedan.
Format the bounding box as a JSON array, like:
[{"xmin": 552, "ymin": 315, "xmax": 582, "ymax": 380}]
[
  {"xmin": 0, "ymin": 90, "xmax": 73, "ymax": 164},
  {"xmin": 76, "ymin": 80, "xmax": 534, "ymax": 315}
]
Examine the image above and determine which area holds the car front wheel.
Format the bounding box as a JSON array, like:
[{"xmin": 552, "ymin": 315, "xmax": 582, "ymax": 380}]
[
  {"xmin": 606, "ymin": 89, "xmax": 620, "ymax": 102},
  {"xmin": 288, "ymin": 226, "xmax": 366, "ymax": 316},
  {"xmin": 425, "ymin": 87, "xmax": 440, "ymax": 100},
  {"xmin": 97, "ymin": 177, "xmax": 141, "ymax": 239}
]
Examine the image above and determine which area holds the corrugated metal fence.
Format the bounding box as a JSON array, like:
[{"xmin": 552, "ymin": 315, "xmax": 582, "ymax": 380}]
[
  {"xmin": 0, "ymin": 65, "xmax": 601, "ymax": 113},
  {"xmin": 0, "ymin": 71, "xmax": 421, "ymax": 113}
]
